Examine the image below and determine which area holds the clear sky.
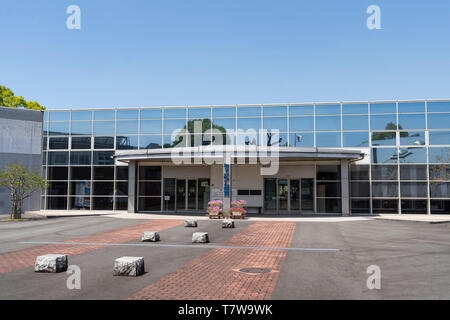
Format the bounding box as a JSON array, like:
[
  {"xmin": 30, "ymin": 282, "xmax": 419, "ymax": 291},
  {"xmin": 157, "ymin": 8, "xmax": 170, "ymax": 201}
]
[{"xmin": 1, "ymin": 0, "xmax": 449, "ymax": 109}]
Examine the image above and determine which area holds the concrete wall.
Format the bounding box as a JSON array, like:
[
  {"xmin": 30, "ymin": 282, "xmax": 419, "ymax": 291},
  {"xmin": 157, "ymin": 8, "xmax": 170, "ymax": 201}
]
[{"xmin": 0, "ymin": 107, "xmax": 43, "ymax": 214}]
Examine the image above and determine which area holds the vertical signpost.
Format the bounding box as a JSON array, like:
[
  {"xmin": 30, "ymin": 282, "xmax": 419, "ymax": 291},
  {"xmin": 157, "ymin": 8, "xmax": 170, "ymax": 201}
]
[{"xmin": 223, "ymin": 162, "xmax": 231, "ymax": 214}]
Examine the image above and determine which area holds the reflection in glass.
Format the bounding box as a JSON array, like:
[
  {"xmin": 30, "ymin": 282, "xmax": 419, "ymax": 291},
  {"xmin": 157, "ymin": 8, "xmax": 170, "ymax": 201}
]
[
  {"xmin": 289, "ymin": 117, "xmax": 314, "ymax": 131},
  {"xmin": 71, "ymin": 121, "xmax": 92, "ymax": 135},
  {"xmin": 398, "ymin": 114, "xmax": 425, "ymax": 130},
  {"xmin": 399, "ymin": 131, "xmax": 425, "ymax": 146},
  {"xmin": 117, "ymin": 120, "xmax": 138, "ymax": 135},
  {"xmin": 289, "ymin": 105, "xmax": 313, "ymax": 116},
  {"xmin": 49, "ymin": 112, "xmax": 70, "ymax": 121},
  {"xmin": 94, "ymin": 121, "xmax": 115, "ymax": 135},
  {"xmin": 429, "ymin": 131, "xmax": 450, "ymax": 145},
  {"xmin": 428, "ymin": 147, "xmax": 450, "ymax": 163},
  {"xmin": 343, "ymin": 115, "xmax": 368, "ymax": 130},
  {"xmin": 212, "ymin": 118, "xmax": 235, "ymax": 131},
  {"xmin": 71, "ymin": 111, "xmax": 92, "ymax": 121},
  {"xmin": 315, "ymin": 104, "xmax": 340, "ymax": 115},
  {"xmin": 49, "ymin": 122, "xmax": 69, "ymax": 135},
  {"xmin": 370, "ymin": 114, "xmax": 397, "ymax": 130},
  {"xmin": 428, "ymin": 113, "xmax": 450, "ymax": 129},
  {"xmin": 140, "ymin": 135, "xmax": 162, "ymax": 149},
  {"xmin": 263, "ymin": 105, "xmax": 287, "ymax": 117},
  {"xmin": 316, "ymin": 132, "xmax": 341, "ymax": 148},
  {"xmin": 371, "ymin": 132, "xmax": 396, "ymax": 146},
  {"xmin": 212, "ymin": 107, "xmax": 235, "ymax": 118},
  {"xmin": 316, "ymin": 116, "xmax": 340, "ymax": 131},
  {"xmin": 342, "ymin": 104, "xmax": 368, "ymax": 114},
  {"xmin": 141, "ymin": 109, "xmax": 162, "ymax": 119},
  {"xmin": 427, "ymin": 101, "xmax": 450, "ymax": 113},
  {"xmin": 164, "ymin": 119, "xmax": 186, "ymax": 135},
  {"xmin": 140, "ymin": 120, "xmax": 162, "ymax": 134},
  {"xmin": 398, "ymin": 101, "xmax": 425, "ymax": 113},
  {"xmin": 398, "ymin": 147, "xmax": 426, "ymax": 164},
  {"xmin": 94, "ymin": 110, "xmax": 114, "ymax": 120},
  {"xmin": 371, "ymin": 148, "xmax": 398, "ymax": 164},
  {"xmin": 290, "ymin": 132, "xmax": 314, "ymax": 147},
  {"xmin": 263, "ymin": 117, "xmax": 287, "ymax": 132},
  {"xmin": 116, "ymin": 135, "xmax": 139, "ymax": 150},
  {"xmin": 188, "ymin": 108, "xmax": 211, "ymax": 119},
  {"xmin": 237, "ymin": 106, "xmax": 261, "ymax": 117},
  {"xmin": 163, "ymin": 134, "xmax": 187, "ymax": 148},
  {"xmin": 343, "ymin": 132, "xmax": 369, "ymax": 147},
  {"xmin": 261, "ymin": 132, "xmax": 288, "ymax": 147},
  {"xmin": 164, "ymin": 108, "xmax": 186, "ymax": 119},
  {"xmin": 117, "ymin": 110, "xmax": 138, "ymax": 119},
  {"xmin": 370, "ymin": 103, "xmax": 396, "ymax": 114},
  {"xmin": 94, "ymin": 137, "xmax": 114, "ymax": 149},
  {"xmin": 237, "ymin": 118, "xmax": 260, "ymax": 131}
]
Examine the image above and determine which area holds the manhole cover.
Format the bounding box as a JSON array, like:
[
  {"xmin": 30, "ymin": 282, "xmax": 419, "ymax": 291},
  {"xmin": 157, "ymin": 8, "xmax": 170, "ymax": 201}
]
[{"xmin": 239, "ymin": 268, "xmax": 271, "ymax": 274}]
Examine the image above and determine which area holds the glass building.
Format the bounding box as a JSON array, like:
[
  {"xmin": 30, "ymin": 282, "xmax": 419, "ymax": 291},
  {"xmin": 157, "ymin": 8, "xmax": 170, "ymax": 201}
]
[{"xmin": 41, "ymin": 100, "xmax": 450, "ymax": 215}]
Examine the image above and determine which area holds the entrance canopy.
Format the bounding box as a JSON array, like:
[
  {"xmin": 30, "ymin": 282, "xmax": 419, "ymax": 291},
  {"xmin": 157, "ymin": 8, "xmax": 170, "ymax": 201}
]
[{"xmin": 114, "ymin": 146, "xmax": 364, "ymax": 163}]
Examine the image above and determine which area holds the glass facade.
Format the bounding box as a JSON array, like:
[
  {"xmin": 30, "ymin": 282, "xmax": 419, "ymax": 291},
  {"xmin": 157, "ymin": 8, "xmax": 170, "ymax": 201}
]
[{"xmin": 41, "ymin": 100, "xmax": 450, "ymax": 214}]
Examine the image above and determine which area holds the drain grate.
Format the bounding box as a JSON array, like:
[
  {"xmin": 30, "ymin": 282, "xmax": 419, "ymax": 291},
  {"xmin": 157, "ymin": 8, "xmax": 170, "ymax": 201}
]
[{"xmin": 239, "ymin": 267, "xmax": 271, "ymax": 274}]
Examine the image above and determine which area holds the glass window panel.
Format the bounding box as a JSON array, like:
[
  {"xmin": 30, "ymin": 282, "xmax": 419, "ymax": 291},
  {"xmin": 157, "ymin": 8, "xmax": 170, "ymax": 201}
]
[
  {"xmin": 237, "ymin": 118, "xmax": 260, "ymax": 131},
  {"xmin": 398, "ymin": 114, "xmax": 425, "ymax": 130},
  {"xmin": 342, "ymin": 104, "xmax": 368, "ymax": 114},
  {"xmin": 263, "ymin": 117, "xmax": 287, "ymax": 132},
  {"xmin": 44, "ymin": 112, "xmax": 49, "ymax": 121},
  {"xmin": 236, "ymin": 133, "xmax": 259, "ymax": 146},
  {"xmin": 212, "ymin": 118, "xmax": 235, "ymax": 131},
  {"xmin": 343, "ymin": 115, "xmax": 368, "ymax": 130},
  {"xmin": 400, "ymin": 165, "xmax": 427, "ymax": 180},
  {"xmin": 140, "ymin": 135, "xmax": 162, "ymax": 149},
  {"xmin": 140, "ymin": 120, "xmax": 162, "ymax": 134},
  {"xmin": 70, "ymin": 181, "xmax": 91, "ymax": 196},
  {"xmin": 93, "ymin": 151, "xmax": 114, "ymax": 165},
  {"xmin": 70, "ymin": 151, "xmax": 91, "ymax": 165},
  {"xmin": 93, "ymin": 166, "xmax": 114, "ymax": 180},
  {"xmin": 350, "ymin": 165, "xmax": 370, "ymax": 180},
  {"xmin": 43, "ymin": 121, "xmax": 48, "ymax": 136},
  {"xmin": 372, "ymin": 199, "xmax": 398, "ymax": 213},
  {"xmin": 163, "ymin": 134, "xmax": 187, "ymax": 148},
  {"xmin": 187, "ymin": 134, "xmax": 212, "ymax": 147},
  {"xmin": 117, "ymin": 120, "xmax": 138, "ymax": 135},
  {"xmin": 290, "ymin": 132, "xmax": 314, "ymax": 147},
  {"xmin": 71, "ymin": 111, "xmax": 92, "ymax": 121},
  {"xmin": 48, "ymin": 167, "xmax": 68, "ymax": 180},
  {"xmin": 351, "ymin": 199, "xmax": 370, "ymax": 214},
  {"xmin": 371, "ymin": 114, "xmax": 397, "ymax": 130},
  {"xmin": 116, "ymin": 166, "xmax": 129, "ymax": 180},
  {"xmin": 140, "ymin": 109, "xmax": 162, "ymax": 119},
  {"xmin": 139, "ymin": 182, "xmax": 162, "ymax": 196},
  {"xmin": 428, "ymin": 113, "xmax": 450, "ymax": 130},
  {"xmin": 316, "ymin": 132, "xmax": 341, "ymax": 148},
  {"xmin": 70, "ymin": 167, "xmax": 91, "ymax": 180},
  {"xmin": 138, "ymin": 197, "xmax": 161, "ymax": 211},
  {"xmin": 94, "ymin": 110, "xmax": 114, "ymax": 120},
  {"xmin": 212, "ymin": 107, "xmax": 235, "ymax": 118},
  {"xmin": 49, "ymin": 122, "xmax": 69, "ymax": 135},
  {"xmin": 372, "ymin": 182, "xmax": 398, "ymax": 197},
  {"xmin": 117, "ymin": 109, "xmax": 138, "ymax": 119},
  {"xmin": 350, "ymin": 182, "xmax": 370, "ymax": 197},
  {"xmin": 94, "ymin": 136, "xmax": 114, "ymax": 149},
  {"xmin": 261, "ymin": 132, "xmax": 288, "ymax": 147},
  {"xmin": 370, "ymin": 103, "xmax": 396, "ymax": 114},
  {"xmin": 237, "ymin": 106, "xmax": 261, "ymax": 117},
  {"xmin": 430, "ymin": 183, "xmax": 450, "ymax": 198},
  {"xmin": 263, "ymin": 105, "xmax": 287, "ymax": 117},
  {"xmin": 371, "ymin": 165, "xmax": 398, "ymax": 180},
  {"xmin": 186, "ymin": 119, "xmax": 212, "ymax": 133},
  {"xmin": 401, "ymin": 200, "xmax": 427, "ymax": 214},
  {"xmin": 47, "ymin": 197, "xmax": 67, "ymax": 209},
  {"xmin": 48, "ymin": 181, "xmax": 68, "ymax": 195},
  {"xmin": 427, "ymin": 101, "xmax": 450, "ymax": 113},
  {"xmin": 139, "ymin": 166, "xmax": 162, "ymax": 180},
  {"xmin": 399, "ymin": 131, "xmax": 425, "ymax": 146},
  {"xmin": 71, "ymin": 121, "xmax": 92, "ymax": 135},
  {"xmin": 164, "ymin": 108, "xmax": 186, "ymax": 119},
  {"xmin": 316, "ymin": 182, "xmax": 341, "ymax": 197},
  {"xmin": 428, "ymin": 147, "xmax": 450, "ymax": 164},
  {"xmin": 93, "ymin": 182, "xmax": 114, "ymax": 195},
  {"xmin": 430, "ymin": 200, "xmax": 450, "ymax": 214},
  {"xmin": 72, "ymin": 137, "xmax": 91, "ymax": 149},
  {"xmin": 92, "ymin": 197, "xmax": 113, "ymax": 210},
  {"xmin": 43, "ymin": 137, "xmax": 47, "ymax": 150},
  {"xmin": 317, "ymin": 199, "xmax": 341, "ymax": 213},
  {"xmin": 116, "ymin": 197, "xmax": 128, "ymax": 210},
  {"xmin": 429, "ymin": 131, "xmax": 450, "ymax": 145},
  {"xmin": 401, "ymin": 182, "xmax": 427, "ymax": 197},
  {"xmin": 371, "ymin": 148, "xmax": 398, "ymax": 164},
  {"xmin": 116, "ymin": 182, "xmax": 128, "ymax": 196},
  {"xmin": 49, "ymin": 137, "xmax": 68, "ymax": 149},
  {"xmin": 429, "ymin": 164, "xmax": 450, "ymax": 181},
  {"xmin": 116, "ymin": 135, "xmax": 138, "ymax": 150},
  {"xmin": 398, "ymin": 147, "xmax": 426, "ymax": 164},
  {"xmin": 42, "ymin": 152, "xmax": 47, "ymax": 165},
  {"xmin": 289, "ymin": 105, "xmax": 313, "ymax": 116},
  {"xmin": 188, "ymin": 108, "xmax": 211, "ymax": 119},
  {"xmin": 49, "ymin": 112, "xmax": 70, "ymax": 121},
  {"xmin": 164, "ymin": 119, "xmax": 186, "ymax": 135},
  {"xmin": 48, "ymin": 152, "xmax": 68, "ymax": 165},
  {"xmin": 371, "ymin": 132, "xmax": 396, "ymax": 146},
  {"xmin": 315, "ymin": 104, "xmax": 340, "ymax": 115},
  {"xmin": 289, "ymin": 117, "xmax": 314, "ymax": 131},
  {"xmin": 316, "ymin": 116, "xmax": 340, "ymax": 131},
  {"xmin": 398, "ymin": 101, "xmax": 425, "ymax": 113},
  {"xmin": 317, "ymin": 165, "xmax": 341, "ymax": 180},
  {"xmin": 343, "ymin": 132, "xmax": 369, "ymax": 147},
  {"xmin": 94, "ymin": 121, "xmax": 115, "ymax": 135}
]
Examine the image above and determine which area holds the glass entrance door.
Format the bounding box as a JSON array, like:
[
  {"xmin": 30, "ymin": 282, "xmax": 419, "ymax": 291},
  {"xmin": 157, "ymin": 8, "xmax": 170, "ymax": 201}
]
[
  {"xmin": 176, "ymin": 179, "xmax": 186, "ymax": 211},
  {"xmin": 278, "ymin": 179, "xmax": 289, "ymax": 212},
  {"xmin": 197, "ymin": 179, "xmax": 210, "ymax": 211},
  {"xmin": 187, "ymin": 179, "xmax": 197, "ymax": 210},
  {"xmin": 301, "ymin": 178, "xmax": 314, "ymax": 212},
  {"xmin": 163, "ymin": 178, "xmax": 175, "ymax": 211},
  {"xmin": 290, "ymin": 180, "xmax": 300, "ymax": 212},
  {"xmin": 264, "ymin": 178, "xmax": 277, "ymax": 212}
]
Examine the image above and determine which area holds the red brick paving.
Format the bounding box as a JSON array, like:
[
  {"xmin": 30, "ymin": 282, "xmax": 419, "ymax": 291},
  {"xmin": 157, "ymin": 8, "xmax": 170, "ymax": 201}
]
[
  {"xmin": 0, "ymin": 219, "xmax": 183, "ymax": 275},
  {"xmin": 127, "ymin": 221, "xmax": 296, "ymax": 300}
]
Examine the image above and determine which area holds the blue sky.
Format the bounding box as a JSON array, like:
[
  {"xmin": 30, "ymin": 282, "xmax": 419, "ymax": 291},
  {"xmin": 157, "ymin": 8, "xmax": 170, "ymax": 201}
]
[{"xmin": 1, "ymin": 0, "xmax": 449, "ymax": 109}]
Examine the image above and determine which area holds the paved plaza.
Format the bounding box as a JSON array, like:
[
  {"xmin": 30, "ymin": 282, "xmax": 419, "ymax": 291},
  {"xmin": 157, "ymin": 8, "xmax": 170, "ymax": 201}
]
[{"xmin": 0, "ymin": 216, "xmax": 449, "ymax": 299}]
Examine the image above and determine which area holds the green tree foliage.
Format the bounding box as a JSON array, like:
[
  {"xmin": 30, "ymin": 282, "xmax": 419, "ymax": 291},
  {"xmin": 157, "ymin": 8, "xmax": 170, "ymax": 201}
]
[
  {"xmin": 0, "ymin": 163, "xmax": 48, "ymax": 219},
  {"xmin": 0, "ymin": 85, "xmax": 45, "ymax": 110}
]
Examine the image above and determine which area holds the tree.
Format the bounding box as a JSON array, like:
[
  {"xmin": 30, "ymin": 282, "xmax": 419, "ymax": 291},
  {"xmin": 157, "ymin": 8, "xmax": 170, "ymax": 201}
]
[
  {"xmin": 0, "ymin": 163, "xmax": 48, "ymax": 219},
  {"xmin": 430, "ymin": 149, "xmax": 450, "ymax": 183},
  {"xmin": 0, "ymin": 85, "xmax": 45, "ymax": 110}
]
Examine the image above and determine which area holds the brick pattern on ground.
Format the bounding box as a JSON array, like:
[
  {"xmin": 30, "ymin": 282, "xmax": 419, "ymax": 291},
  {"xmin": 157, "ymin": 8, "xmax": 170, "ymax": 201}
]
[
  {"xmin": 0, "ymin": 219, "xmax": 183, "ymax": 275},
  {"xmin": 127, "ymin": 221, "xmax": 296, "ymax": 300}
]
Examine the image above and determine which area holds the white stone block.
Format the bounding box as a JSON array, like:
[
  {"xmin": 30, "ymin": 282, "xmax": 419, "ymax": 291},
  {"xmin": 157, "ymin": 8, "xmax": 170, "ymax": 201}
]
[
  {"xmin": 222, "ymin": 220, "xmax": 235, "ymax": 228},
  {"xmin": 141, "ymin": 231, "xmax": 160, "ymax": 242},
  {"xmin": 192, "ymin": 232, "xmax": 209, "ymax": 243},
  {"xmin": 113, "ymin": 256, "xmax": 145, "ymax": 277},
  {"xmin": 34, "ymin": 254, "xmax": 68, "ymax": 273},
  {"xmin": 184, "ymin": 220, "xmax": 198, "ymax": 227}
]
